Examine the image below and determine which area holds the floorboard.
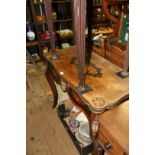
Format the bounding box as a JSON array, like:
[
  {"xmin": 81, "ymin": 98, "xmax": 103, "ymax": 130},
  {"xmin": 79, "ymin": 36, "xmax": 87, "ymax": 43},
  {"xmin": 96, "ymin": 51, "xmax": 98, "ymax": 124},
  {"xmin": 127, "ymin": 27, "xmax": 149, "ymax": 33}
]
[{"xmin": 26, "ymin": 62, "xmax": 79, "ymax": 155}]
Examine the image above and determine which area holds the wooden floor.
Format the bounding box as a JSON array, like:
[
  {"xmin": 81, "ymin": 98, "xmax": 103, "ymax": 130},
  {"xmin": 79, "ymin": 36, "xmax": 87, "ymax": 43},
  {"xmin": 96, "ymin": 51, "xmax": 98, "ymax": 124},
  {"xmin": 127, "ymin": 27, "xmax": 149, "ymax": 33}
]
[{"xmin": 26, "ymin": 63, "xmax": 79, "ymax": 155}]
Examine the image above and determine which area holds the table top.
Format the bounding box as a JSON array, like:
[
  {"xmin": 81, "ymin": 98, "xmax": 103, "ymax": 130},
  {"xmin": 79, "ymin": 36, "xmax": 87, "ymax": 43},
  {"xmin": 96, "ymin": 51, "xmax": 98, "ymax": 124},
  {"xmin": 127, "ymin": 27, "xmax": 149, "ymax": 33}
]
[
  {"xmin": 44, "ymin": 46, "xmax": 129, "ymax": 113},
  {"xmin": 98, "ymin": 100, "xmax": 129, "ymax": 154}
]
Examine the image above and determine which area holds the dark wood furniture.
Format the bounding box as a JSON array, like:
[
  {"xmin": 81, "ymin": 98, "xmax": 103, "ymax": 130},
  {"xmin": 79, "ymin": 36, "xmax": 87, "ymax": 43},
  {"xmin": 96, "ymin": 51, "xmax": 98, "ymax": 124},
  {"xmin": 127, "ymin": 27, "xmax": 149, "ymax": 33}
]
[
  {"xmin": 97, "ymin": 100, "xmax": 128, "ymax": 155},
  {"xmin": 102, "ymin": 0, "xmax": 129, "ymax": 71},
  {"xmin": 92, "ymin": 0, "xmax": 111, "ymax": 29},
  {"xmin": 44, "ymin": 46, "xmax": 129, "ymax": 155},
  {"xmin": 26, "ymin": 0, "xmax": 74, "ymax": 59},
  {"xmin": 26, "ymin": 0, "xmax": 44, "ymax": 59},
  {"xmin": 43, "ymin": 0, "xmax": 129, "ymax": 154},
  {"xmin": 93, "ymin": 0, "xmax": 129, "ymax": 71}
]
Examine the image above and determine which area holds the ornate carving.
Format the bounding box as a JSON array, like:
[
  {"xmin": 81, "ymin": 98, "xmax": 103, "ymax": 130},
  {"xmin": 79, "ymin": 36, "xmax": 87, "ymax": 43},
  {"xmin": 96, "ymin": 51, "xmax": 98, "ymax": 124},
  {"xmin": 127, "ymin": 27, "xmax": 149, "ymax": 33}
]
[
  {"xmin": 69, "ymin": 89, "xmax": 83, "ymax": 105},
  {"xmin": 70, "ymin": 57, "xmax": 103, "ymax": 78},
  {"xmin": 59, "ymin": 72, "xmax": 67, "ymax": 92},
  {"xmin": 92, "ymin": 97, "xmax": 105, "ymax": 107},
  {"xmin": 91, "ymin": 116, "xmax": 99, "ymax": 138},
  {"xmin": 68, "ymin": 87, "xmax": 92, "ymax": 117},
  {"xmin": 60, "ymin": 79, "xmax": 67, "ymax": 92}
]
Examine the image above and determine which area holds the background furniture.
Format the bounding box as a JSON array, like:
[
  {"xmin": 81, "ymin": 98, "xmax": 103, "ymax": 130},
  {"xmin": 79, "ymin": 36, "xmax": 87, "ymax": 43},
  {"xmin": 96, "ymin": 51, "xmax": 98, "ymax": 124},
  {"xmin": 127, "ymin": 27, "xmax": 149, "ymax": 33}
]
[
  {"xmin": 92, "ymin": 0, "xmax": 111, "ymax": 29},
  {"xmin": 26, "ymin": 0, "xmax": 74, "ymax": 60},
  {"xmin": 93, "ymin": 0, "xmax": 129, "ymax": 71}
]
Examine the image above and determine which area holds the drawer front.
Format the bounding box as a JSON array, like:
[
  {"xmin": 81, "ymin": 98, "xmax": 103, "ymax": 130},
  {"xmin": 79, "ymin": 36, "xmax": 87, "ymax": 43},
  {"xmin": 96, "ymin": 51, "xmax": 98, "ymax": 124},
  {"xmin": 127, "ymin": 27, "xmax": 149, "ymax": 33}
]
[{"xmin": 97, "ymin": 130, "xmax": 124, "ymax": 155}]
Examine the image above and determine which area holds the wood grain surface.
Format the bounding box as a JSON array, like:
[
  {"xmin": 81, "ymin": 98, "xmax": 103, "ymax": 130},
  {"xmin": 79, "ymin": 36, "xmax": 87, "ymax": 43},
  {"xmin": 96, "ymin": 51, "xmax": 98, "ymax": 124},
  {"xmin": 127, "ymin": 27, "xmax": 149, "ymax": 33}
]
[
  {"xmin": 97, "ymin": 100, "xmax": 129, "ymax": 155},
  {"xmin": 44, "ymin": 46, "xmax": 128, "ymax": 112},
  {"xmin": 26, "ymin": 64, "xmax": 79, "ymax": 155}
]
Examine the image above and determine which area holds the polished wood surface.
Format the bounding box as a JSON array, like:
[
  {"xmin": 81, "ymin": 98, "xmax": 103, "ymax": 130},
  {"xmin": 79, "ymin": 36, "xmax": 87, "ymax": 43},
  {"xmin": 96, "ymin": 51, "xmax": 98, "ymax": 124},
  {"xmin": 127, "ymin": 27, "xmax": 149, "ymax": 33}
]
[
  {"xmin": 97, "ymin": 100, "xmax": 129, "ymax": 155},
  {"xmin": 44, "ymin": 46, "xmax": 128, "ymax": 112}
]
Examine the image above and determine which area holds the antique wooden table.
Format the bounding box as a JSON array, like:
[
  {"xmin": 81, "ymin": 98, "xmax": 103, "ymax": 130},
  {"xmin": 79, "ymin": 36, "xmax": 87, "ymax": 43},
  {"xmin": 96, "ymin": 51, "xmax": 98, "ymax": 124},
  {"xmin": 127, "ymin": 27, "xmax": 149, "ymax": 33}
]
[
  {"xmin": 44, "ymin": 46, "xmax": 129, "ymax": 155},
  {"xmin": 97, "ymin": 100, "xmax": 129, "ymax": 155}
]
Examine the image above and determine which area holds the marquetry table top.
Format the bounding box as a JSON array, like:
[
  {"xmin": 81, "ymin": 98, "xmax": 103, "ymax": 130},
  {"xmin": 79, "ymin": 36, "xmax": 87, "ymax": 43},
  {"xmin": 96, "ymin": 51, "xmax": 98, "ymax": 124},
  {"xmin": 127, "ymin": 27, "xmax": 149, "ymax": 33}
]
[{"xmin": 44, "ymin": 46, "xmax": 128, "ymax": 113}]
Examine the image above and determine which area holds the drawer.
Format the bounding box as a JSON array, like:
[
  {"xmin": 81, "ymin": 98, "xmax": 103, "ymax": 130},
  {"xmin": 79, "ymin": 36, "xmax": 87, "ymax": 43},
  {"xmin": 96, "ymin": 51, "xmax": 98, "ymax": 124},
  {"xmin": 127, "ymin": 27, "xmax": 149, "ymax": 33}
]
[{"xmin": 97, "ymin": 129, "xmax": 124, "ymax": 155}]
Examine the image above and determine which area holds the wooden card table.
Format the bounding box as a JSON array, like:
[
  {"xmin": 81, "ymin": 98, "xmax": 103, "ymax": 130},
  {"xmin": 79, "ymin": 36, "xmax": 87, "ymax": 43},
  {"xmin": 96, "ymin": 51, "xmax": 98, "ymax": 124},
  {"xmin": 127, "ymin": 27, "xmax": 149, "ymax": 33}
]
[
  {"xmin": 44, "ymin": 46, "xmax": 129, "ymax": 155},
  {"xmin": 44, "ymin": 46, "xmax": 128, "ymax": 112}
]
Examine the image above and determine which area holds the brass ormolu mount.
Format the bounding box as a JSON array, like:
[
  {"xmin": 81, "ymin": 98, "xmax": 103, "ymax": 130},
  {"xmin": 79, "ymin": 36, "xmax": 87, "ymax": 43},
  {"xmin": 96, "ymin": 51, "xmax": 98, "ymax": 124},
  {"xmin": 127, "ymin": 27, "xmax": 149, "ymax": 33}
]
[{"xmin": 70, "ymin": 57, "xmax": 103, "ymax": 78}]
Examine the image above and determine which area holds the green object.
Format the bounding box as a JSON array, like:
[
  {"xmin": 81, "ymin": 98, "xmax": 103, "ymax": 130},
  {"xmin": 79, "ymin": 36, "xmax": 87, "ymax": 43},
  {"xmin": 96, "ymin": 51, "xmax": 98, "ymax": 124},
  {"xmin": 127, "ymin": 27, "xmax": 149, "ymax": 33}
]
[{"xmin": 118, "ymin": 13, "xmax": 129, "ymax": 44}]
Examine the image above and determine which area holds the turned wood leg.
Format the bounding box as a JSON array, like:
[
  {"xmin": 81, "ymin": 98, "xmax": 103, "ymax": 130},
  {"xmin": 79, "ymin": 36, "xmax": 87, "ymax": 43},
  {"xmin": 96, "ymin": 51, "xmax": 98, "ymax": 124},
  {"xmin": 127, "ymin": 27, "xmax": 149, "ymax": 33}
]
[{"xmin": 45, "ymin": 68, "xmax": 58, "ymax": 108}]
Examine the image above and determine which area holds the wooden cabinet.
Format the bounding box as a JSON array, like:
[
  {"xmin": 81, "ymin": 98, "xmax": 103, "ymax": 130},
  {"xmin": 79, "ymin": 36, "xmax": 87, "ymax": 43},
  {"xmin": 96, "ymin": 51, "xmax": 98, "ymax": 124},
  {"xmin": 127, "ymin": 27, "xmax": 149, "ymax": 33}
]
[
  {"xmin": 26, "ymin": 0, "xmax": 42, "ymax": 60},
  {"xmin": 26, "ymin": 0, "xmax": 74, "ymax": 59},
  {"xmin": 97, "ymin": 101, "xmax": 129, "ymax": 155}
]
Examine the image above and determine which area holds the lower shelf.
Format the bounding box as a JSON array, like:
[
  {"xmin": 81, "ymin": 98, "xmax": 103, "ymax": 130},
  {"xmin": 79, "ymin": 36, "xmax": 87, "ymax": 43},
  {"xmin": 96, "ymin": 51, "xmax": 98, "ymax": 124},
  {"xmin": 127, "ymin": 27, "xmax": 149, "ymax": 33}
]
[
  {"xmin": 26, "ymin": 41, "xmax": 39, "ymax": 47},
  {"xmin": 57, "ymin": 104, "xmax": 93, "ymax": 155}
]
